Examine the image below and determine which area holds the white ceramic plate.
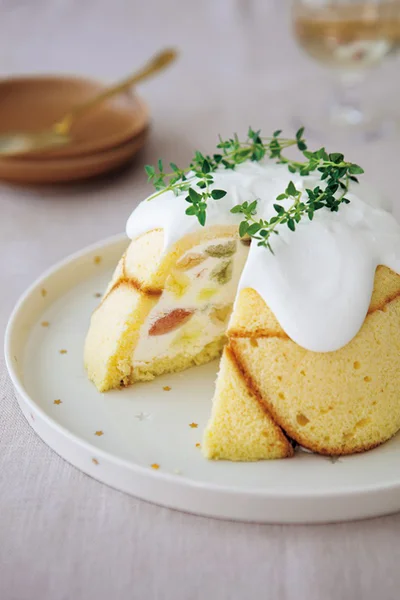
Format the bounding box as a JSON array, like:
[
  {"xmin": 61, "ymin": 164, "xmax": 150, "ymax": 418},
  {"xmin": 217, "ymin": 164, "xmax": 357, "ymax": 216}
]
[{"xmin": 5, "ymin": 234, "xmax": 400, "ymax": 523}]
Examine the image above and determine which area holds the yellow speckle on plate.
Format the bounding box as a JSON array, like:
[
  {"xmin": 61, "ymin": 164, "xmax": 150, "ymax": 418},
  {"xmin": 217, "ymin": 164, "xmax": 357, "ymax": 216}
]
[
  {"xmin": 59, "ymin": 349, "xmax": 68, "ymax": 354},
  {"xmin": 189, "ymin": 422, "xmax": 198, "ymax": 429},
  {"xmin": 92, "ymin": 458, "xmax": 99, "ymax": 465},
  {"xmin": 41, "ymin": 321, "xmax": 50, "ymax": 327},
  {"xmin": 53, "ymin": 399, "xmax": 62, "ymax": 405},
  {"xmin": 95, "ymin": 430, "xmax": 104, "ymax": 437},
  {"xmin": 94, "ymin": 256, "xmax": 102, "ymax": 265},
  {"xmin": 41, "ymin": 288, "xmax": 47, "ymax": 297},
  {"xmin": 195, "ymin": 443, "xmax": 201, "ymax": 448},
  {"xmin": 163, "ymin": 386, "xmax": 171, "ymax": 391},
  {"xmin": 151, "ymin": 463, "xmax": 160, "ymax": 470}
]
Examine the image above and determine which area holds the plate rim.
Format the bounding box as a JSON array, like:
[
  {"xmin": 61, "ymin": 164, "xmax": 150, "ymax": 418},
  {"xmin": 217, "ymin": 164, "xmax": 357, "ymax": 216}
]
[{"xmin": 5, "ymin": 233, "xmax": 400, "ymax": 522}]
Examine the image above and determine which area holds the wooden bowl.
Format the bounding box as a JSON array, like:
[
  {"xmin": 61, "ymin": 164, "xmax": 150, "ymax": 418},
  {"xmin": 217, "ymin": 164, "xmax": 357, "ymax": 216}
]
[
  {"xmin": 0, "ymin": 75, "xmax": 150, "ymax": 159},
  {"xmin": 0, "ymin": 128, "xmax": 149, "ymax": 184}
]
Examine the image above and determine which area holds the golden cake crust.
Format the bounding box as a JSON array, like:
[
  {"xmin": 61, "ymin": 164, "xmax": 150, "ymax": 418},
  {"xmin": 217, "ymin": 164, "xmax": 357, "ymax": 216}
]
[
  {"xmin": 227, "ymin": 266, "xmax": 400, "ymax": 456},
  {"xmin": 202, "ymin": 345, "xmax": 294, "ymax": 461}
]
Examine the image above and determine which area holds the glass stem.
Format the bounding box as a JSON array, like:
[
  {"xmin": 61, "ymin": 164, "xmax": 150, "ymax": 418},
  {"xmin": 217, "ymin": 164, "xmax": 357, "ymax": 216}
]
[{"xmin": 330, "ymin": 71, "xmax": 365, "ymax": 126}]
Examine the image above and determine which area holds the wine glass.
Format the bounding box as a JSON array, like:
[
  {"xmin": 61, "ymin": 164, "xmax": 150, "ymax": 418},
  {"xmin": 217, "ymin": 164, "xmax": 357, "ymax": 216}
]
[{"xmin": 291, "ymin": 0, "xmax": 400, "ymax": 140}]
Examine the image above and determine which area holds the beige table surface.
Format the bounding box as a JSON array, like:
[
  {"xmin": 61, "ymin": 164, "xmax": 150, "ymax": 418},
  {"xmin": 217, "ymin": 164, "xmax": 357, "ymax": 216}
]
[{"xmin": 1, "ymin": 1, "xmax": 400, "ymax": 599}]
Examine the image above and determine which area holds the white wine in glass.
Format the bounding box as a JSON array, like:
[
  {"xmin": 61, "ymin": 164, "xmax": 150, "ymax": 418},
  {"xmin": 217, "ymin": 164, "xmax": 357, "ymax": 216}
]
[{"xmin": 292, "ymin": 0, "xmax": 400, "ymax": 137}]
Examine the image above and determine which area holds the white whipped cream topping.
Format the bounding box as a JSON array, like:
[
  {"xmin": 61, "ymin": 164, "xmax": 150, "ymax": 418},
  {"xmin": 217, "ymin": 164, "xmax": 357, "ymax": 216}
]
[{"xmin": 126, "ymin": 161, "xmax": 400, "ymax": 352}]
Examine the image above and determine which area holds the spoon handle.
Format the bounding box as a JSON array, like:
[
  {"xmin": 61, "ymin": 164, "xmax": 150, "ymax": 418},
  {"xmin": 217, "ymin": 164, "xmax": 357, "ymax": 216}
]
[{"xmin": 54, "ymin": 48, "xmax": 177, "ymax": 135}]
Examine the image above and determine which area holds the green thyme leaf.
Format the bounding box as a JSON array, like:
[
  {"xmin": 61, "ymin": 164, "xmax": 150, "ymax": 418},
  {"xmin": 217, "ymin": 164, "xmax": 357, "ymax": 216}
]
[
  {"xmin": 329, "ymin": 153, "xmax": 344, "ymax": 163},
  {"xmin": 202, "ymin": 159, "xmax": 211, "ymax": 174},
  {"xmin": 286, "ymin": 181, "xmax": 297, "ymax": 196},
  {"xmin": 211, "ymin": 189, "xmax": 227, "ymax": 200},
  {"xmin": 248, "ymin": 200, "xmax": 258, "ymax": 213},
  {"xmin": 247, "ymin": 223, "xmax": 262, "ymax": 236},
  {"xmin": 145, "ymin": 165, "xmax": 155, "ymax": 178},
  {"xmin": 349, "ymin": 164, "xmax": 364, "ymax": 174},
  {"xmin": 188, "ymin": 187, "xmax": 202, "ymax": 203},
  {"xmin": 239, "ymin": 221, "xmax": 249, "ymax": 237}
]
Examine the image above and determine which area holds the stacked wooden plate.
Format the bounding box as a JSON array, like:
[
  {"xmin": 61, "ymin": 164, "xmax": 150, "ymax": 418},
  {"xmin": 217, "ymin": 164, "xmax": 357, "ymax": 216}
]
[{"xmin": 0, "ymin": 76, "xmax": 150, "ymax": 184}]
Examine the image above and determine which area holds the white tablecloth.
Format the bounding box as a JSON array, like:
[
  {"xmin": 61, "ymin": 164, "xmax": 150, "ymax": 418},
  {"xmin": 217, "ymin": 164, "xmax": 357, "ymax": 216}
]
[{"xmin": 1, "ymin": 2, "xmax": 400, "ymax": 599}]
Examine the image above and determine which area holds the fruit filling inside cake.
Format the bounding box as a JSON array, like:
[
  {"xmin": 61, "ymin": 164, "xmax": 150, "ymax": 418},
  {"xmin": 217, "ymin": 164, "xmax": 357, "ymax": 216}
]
[{"xmin": 132, "ymin": 237, "xmax": 248, "ymax": 374}]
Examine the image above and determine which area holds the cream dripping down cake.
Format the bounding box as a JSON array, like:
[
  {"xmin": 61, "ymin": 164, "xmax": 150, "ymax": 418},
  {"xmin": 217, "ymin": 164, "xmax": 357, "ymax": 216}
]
[{"xmin": 84, "ymin": 128, "xmax": 400, "ymax": 460}]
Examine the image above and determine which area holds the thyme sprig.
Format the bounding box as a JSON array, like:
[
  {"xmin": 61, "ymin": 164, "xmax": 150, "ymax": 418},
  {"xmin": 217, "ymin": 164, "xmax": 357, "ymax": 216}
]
[{"xmin": 144, "ymin": 127, "xmax": 364, "ymax": 251}]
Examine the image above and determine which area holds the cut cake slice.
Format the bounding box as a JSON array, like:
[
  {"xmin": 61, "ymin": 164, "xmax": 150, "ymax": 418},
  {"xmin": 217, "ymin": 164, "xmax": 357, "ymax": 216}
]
[
  {"xmin": 84, "ymin": 225, "xmax": 248, "ymax": 392},
  {"xmin": 202, "ymin": 345, "xmax": 294, "ymax": 460},
  {"xmin": 203, "ymin": 267, "xmax": 400, "ymax": 457}
]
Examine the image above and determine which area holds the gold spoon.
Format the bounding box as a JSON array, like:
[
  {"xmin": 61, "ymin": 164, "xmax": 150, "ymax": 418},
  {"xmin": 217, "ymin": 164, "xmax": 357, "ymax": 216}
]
[{"xmin": 0, "ymin": 48, "xmax": 177, "ymax": 157}]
